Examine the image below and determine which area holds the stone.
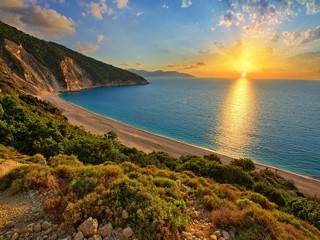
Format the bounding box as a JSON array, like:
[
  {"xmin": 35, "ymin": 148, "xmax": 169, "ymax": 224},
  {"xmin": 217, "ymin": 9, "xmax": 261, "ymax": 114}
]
[
  {"xmin": 195, "ymin": 232, "xmax": 203, "ymax": 238},
  {"xmin": 229, "ymin": 230, "xmax": 235, "ymax": 240},
  {"xmin": 190, "ymin": 211, "xmax": 199, "ymax": 218},
  {"xmin": 122, "ymin": 210, "xmax": 129, "ymax": 219},
  {"xmin": 123, "ymin": 227, "xmax": 133, "ymax": 238},
  {"xmin": 52, "ymin": 224, "xmax": 59, "ymax": 231},
  {"xmin": 98, "ymin": 223, "xmax": 113, "ymax": 237},
  {"xmin": 213, "ymin": 231, "xmax": 221, "ymax": 238},
  {"xmin": 33, "ymin": 223, "xmax": 41, "ymax": 232},
  {"xmin": 10, "ymin": 232, "xmax": 19, "ymax": 240},
  {"xmin": 74, "ymin": 231, "xmax": 84, "ymax": 240},
  {"xmin": 176, "ymin": 180, "xmax": 181, "ymax": 186},
  {"xmin": 5, "ymin": 221, "xmax": 14, "ymax": 228},
  {"xmin": 42, "ymin": 221, "xmax": 51, "ymax": 230},
  {"xmin": 181, "ymin": 231, "xmax": 190, "ymax": 238},
  {"xmin": 48, "ymin": 233, "xmax": 58, "ymax": 240},
  {"xmin": 77, "ymin": 217, "xmax": 98, "ymax": 237},
  {"xmin": 222, "ymin": 230, "xmax": 230, "ymax": 240},
  {"xmin": 88, "ymin": 235, "xmax": 102, "ymax": 240},
  {"xmin": 210, "ymin": 234, "xmax": 218, "ymax": 240}
]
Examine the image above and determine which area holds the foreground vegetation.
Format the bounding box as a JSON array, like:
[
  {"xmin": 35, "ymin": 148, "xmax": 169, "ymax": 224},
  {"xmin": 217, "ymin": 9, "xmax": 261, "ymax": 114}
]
[{"xmin": 0, "ymin": 94, "xmax": 319, "ymax": 239}]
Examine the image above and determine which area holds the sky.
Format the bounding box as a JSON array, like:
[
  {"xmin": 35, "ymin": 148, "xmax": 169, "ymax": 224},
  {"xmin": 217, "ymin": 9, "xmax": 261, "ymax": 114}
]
[{"xmin": 0, "ymin": 0, "xmax": 320, "ymax": 79}]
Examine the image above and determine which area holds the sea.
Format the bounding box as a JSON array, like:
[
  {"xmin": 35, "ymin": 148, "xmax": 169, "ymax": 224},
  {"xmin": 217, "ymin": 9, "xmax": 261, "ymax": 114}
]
[{"xmin": 60, "ymin": 77, "xmax": 320, "ymax": 179}]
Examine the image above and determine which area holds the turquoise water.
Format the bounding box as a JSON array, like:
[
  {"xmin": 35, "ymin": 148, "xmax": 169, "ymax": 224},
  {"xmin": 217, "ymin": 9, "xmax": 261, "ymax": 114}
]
[{"xmin": 60, "ymin": 78, "xmax": 320, "ymax": 179}]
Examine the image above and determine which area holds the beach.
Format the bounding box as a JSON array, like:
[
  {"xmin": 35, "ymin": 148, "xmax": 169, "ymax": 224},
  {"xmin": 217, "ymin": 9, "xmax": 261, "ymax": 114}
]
[{"xmin": 39, "ymin": 92, "xmax": 320, "ymax": 197}]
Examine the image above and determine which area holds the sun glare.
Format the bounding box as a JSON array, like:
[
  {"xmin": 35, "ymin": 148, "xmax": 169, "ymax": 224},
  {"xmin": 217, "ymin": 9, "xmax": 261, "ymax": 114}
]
[{"xmin": 241, "ymin": 72, "xmax": 247, "ymax": 78}]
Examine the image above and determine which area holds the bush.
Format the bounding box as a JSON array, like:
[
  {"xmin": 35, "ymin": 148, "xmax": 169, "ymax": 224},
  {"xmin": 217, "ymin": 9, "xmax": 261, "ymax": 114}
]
[
  {"xmin": 231, "ymin": 158, "xmax": 255, "ymax": 171},
  {"xmin": 28, "ymin": 153, "xmax": 46, "ymax": 165}
]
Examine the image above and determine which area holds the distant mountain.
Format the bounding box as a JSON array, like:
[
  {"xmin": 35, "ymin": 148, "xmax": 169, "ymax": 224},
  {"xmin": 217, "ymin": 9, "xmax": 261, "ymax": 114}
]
[
  {"xmin": 127, "ymin": 69, "xmax": 195, "ymax": 78},
  {"xmin": 0, "ymin": 21, "xmax": 148, "ymax": 94}
]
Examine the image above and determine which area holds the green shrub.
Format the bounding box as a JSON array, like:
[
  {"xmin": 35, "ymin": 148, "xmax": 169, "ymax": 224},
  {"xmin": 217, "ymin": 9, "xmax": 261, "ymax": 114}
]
[
  {"xmin": 231, "ymin": 158, "xmax": 255, "ymax": 171},
  {"xmin": 28, "ymin": 153, "xmax": 46, "ymax": 164}
]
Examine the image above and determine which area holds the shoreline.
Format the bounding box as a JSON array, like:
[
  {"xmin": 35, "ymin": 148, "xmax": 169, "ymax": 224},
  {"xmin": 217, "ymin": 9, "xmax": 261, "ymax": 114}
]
[{"xmin": 38, "ymin": 92, "xmax": 320, "ymax": 197}]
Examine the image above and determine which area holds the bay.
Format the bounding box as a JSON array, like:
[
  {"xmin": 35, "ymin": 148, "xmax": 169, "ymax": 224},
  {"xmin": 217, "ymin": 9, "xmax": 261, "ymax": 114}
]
[{"xmin": 60, "ymin": 77, "xmax": 320, "ymax": 179}]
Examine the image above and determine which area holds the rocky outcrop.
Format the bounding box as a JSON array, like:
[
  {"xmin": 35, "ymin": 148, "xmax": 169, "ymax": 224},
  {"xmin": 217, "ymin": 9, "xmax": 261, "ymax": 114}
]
[
  {"xmin": 0, "ymin": 21, "xmax": 148, "ymax": 95},
  {"xmin": 61, "ymin": 57, "xmax": 94, "ymax": 91}
]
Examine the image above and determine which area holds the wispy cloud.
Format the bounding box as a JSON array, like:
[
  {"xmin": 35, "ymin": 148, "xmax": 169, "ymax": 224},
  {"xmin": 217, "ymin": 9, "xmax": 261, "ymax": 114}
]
[
  {"xmin": 136, "ymin": 11, "xmax": 144, "ymax": 17},
  {"xmin": 82, "ymin": 0, "xmax": 113, "ymax": 20},
  {"xmin": 97, "ymin": 34, "xmax": 104, "ymax": 43},
  {"xmin": 161, "ymin": 4, "xmax": 169, "ymax": 9},
  {"xmin": 168, "ymin": 61, "xmax": 206, "ymax": 69},
  {"xmin": 219, "ymin": 10, "xmax": 244, "ymax": 27},
  {"xmin": 0, "ymin": 1, "xmax": 75, "ymax": 39},
  {"xmin": 283, "ymin": 25, "xmax": 320, "ymax": 46},
  {"xmin": 218, "ymin": 0, "xmax": 319, "ymax": 39},
  {"xmin": 181, "ymin": 0, "xmax": 192, "ymax": 8},
  {"xmin": 114, "ymin": 0, "xmax": 128, "ymax": 9},
  {"xmin": 73, "ymin": 41, "xmax": 99, "ymax": 54}
]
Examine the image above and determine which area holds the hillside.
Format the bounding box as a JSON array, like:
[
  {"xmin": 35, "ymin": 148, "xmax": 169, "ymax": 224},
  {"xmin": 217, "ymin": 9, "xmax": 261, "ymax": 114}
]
[
  {"xmin": 0, "ymin": 94, "xmax": 319, "ymax": 239},
  {"xmin": 0, "ymin": 21, "xmax": 148, "ymax": 94},
  {"xmin": 127, "ymin": 69, "xmax": 195, "ymax": 78}
]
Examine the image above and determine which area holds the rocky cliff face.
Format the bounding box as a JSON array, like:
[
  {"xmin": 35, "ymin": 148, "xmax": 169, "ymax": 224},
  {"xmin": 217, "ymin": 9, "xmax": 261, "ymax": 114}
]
[{"xmin": 0, "ymin": 37, "xmax": 147, "ymax": 94}]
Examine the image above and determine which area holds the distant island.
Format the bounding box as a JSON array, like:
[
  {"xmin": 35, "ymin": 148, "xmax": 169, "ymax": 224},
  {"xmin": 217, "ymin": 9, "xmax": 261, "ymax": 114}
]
[{"xmin": 127, "ymin": 69, "xmax": 195, "ymax": 78}]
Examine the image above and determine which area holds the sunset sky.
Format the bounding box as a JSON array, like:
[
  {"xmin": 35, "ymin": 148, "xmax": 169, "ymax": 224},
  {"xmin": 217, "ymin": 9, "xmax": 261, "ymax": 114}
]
[{"xmin": 0, "ymin": 0, "xmax": 320, "ymax": 79}]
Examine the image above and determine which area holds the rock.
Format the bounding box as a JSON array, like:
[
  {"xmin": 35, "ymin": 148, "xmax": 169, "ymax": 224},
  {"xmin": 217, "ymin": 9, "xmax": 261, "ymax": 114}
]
[
  {"xmin": 42, "ymin": 221, "xmax": 51, "ymax": 230},
  {"xmin": 190, "ymin": 211, "xmax": 199, "ymax": 218},
  {"xmin": 98, "ymin": 223, "xmax": 113, "ymax": 237},
  {"xmin": 74, "ymin": 231, "xmax": 84, "ymax": 240},
  {"xmin": 210, "ymin": 234, "xmax": 218, "ymax": 240},
  {"xmin": 176, "ymin": 180, "xmax": 181, "ymax": 186},
  {"xmin": 213, "ymin": 231, "xmax": 221, "ymax": 238},
  {"xmin": 5, "ymin": 221, "xmax": 15, "ymax": 228},
  {"xmin": 229, "ymin": 230, "xmax": 235, "ymax": 239},
  {"xmin": 48, "ymin": 233, "xmax": 58, "ymax": 240},
  {"xmin": 88, "ymin": 235, "xmax": 102, "ymax": 240},
  {"xmin": 77, "ymin": 217, "xmax": 98, "ymax": 237},
  {"xmin": 122, "ymin": 210, "xmax": 129, "ymax": 219},
  {"xmin": 181, "ymin": 231, "xmax": 190, "ymax": 238},
  {"xmin": 33, "ymin": 223, "xmax": 41, "ymax": 232},
  {"xmin": 195, "ymin": 232, "xmax": 203, "ymax": 238},
  {"xmin": 123, "ymin": 227, "xmax": 133, "ymax": 238},
  {"xmin": 222, "ymin": 230, "xmax": 230, "ymax": 240},
  {"xmin": 10, "ymin": 232, "xmax": 19, "ymax": 240},
  {"xmin": 52, "ymin": 224, "xmax": 59, "ymax": 231}
]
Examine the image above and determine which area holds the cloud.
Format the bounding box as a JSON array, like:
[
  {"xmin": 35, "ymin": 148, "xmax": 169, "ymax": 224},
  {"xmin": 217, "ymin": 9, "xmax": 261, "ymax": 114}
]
[
  {"xmin": 181, "ymin": 0, "xmax": 192, "ymax": 8},
  {"xmin": 168, "ymin": 61, "xmax": 206, "ymax": 69},
  {"xmin": 219, "ymin": 10, "xmax": 244, "ymax": 27},
  {"xmin": 283, "ymin": 25, "xmax": 320, "ymax": 46},
  {"xmin": 84, "ymin": 0, "xmax": 113, "ymax": 20},
  {"xmin": 271, "ymin": 34, "xmax": 281, "ymax": 42},
  {"xmin": 301, "ymin": 25, "xmax": 320, "ymax": 44},
  {"xmin": 161, "ymin": 4, "xmax": 169, "ymax": 9},
  {"xmin": 218, "ymin": 0, "xmax": 319, "ymax": 39},
  {"xmin": 136, "ymin": 11, "xmax": 144, "ymax": 17},
  {"xmin": 0, "ymin": 0, "xmax": 25, "ymax": 8},
  {"xmin": 0, "ymin": 2, "xmax": 75, "ymax": 39},
  {"xmin": 97, "ymin": 34, "xmax": 104, "ymax": 43},
  {"xmin": 114, "ymin": 0, "xmax": 128, "ymax": 9},
  {"xmin": 73, "ymin": 41, "xmax": 99, "ymax": 54}
]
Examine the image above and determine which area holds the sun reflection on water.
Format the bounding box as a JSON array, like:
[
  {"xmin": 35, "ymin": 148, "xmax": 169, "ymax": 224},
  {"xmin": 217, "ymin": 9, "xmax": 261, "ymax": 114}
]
[{"xmin": 214, "ymin": 77, "xmax": 257, "ymax": 157}]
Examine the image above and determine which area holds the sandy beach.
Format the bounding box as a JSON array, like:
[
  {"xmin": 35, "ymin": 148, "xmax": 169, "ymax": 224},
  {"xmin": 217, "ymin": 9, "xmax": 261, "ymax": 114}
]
[{"xmin": 39, "ymin": 92, "xmax": 320, "ymax": 197}]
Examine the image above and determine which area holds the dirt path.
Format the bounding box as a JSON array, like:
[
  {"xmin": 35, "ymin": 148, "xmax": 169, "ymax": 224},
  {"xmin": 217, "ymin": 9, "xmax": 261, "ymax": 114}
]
[{"xmin": 0, "ymin": 160, "xmax": 33, "ymax": 231}]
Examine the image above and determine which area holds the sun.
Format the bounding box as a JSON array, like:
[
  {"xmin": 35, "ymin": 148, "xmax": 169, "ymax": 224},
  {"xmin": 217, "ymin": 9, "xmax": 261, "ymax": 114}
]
[{"xmin": 241, "ymin": 72, "xmax": 247, "ymax": 78}]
